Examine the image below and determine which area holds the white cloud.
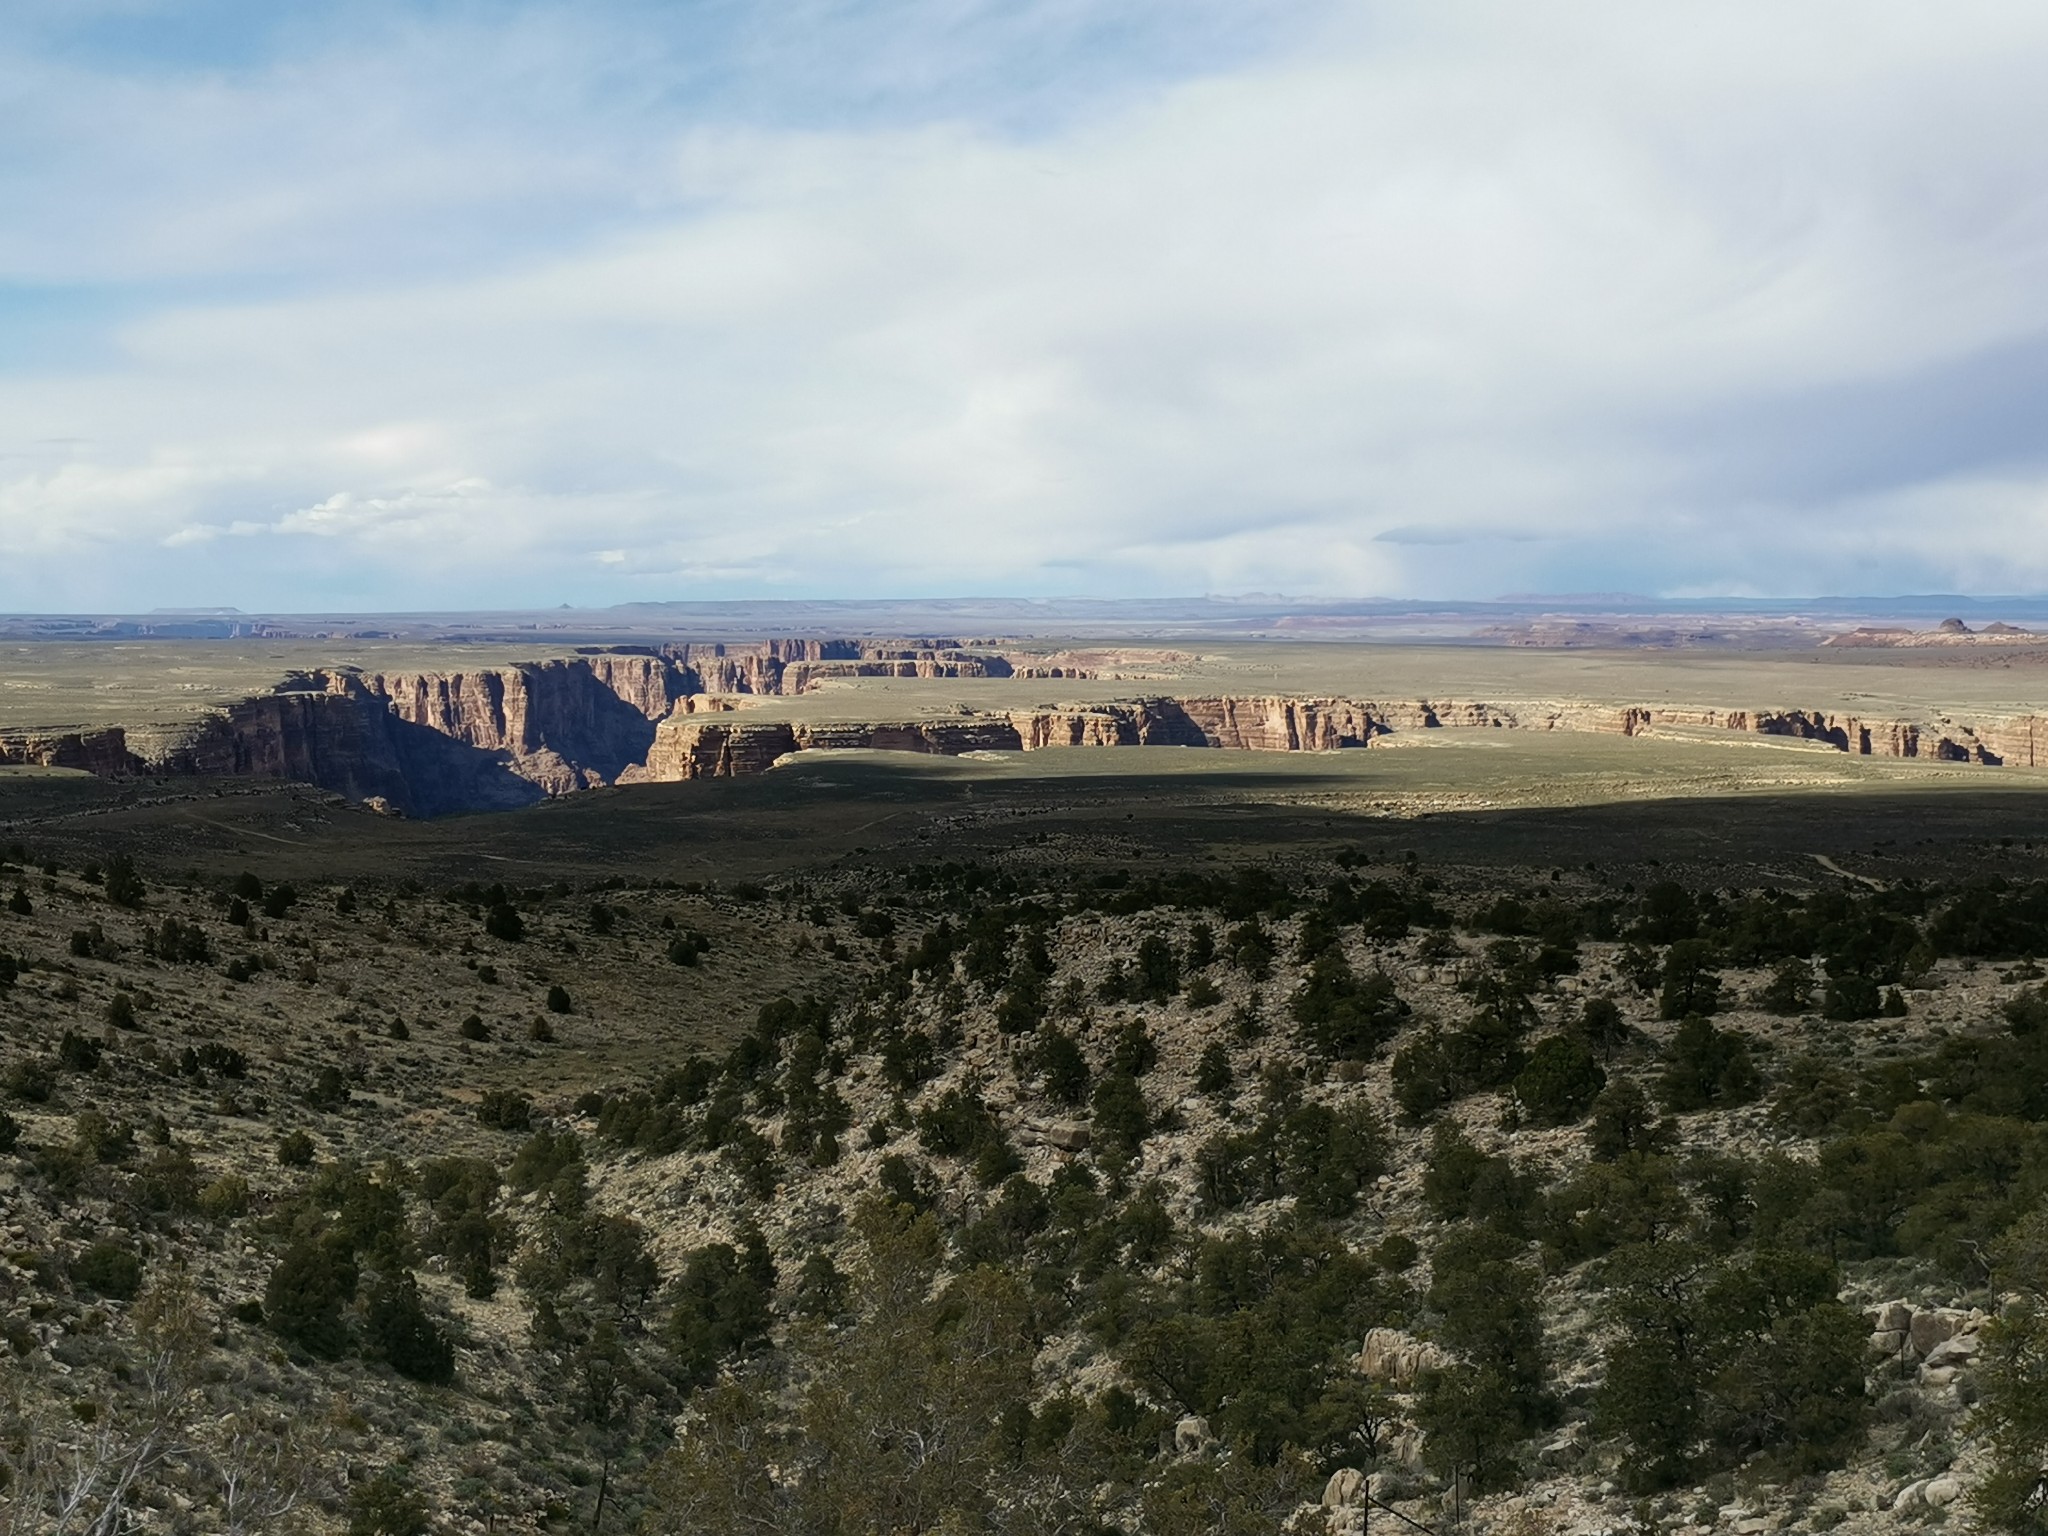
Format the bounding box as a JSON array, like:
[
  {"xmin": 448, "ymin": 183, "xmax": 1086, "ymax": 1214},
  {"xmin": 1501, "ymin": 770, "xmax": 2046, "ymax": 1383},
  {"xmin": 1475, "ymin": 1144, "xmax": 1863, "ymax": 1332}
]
[{"xmin": 2, "ymin": 0, "xmax": 2048, "ymax": 606}]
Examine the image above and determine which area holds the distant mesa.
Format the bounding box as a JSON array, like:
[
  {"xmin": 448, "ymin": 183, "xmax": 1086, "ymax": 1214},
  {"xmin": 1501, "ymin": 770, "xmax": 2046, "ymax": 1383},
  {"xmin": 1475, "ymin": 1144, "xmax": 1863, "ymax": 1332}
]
[{"xmin": 1823, "ymin": 621, "xmax": 2033, "ymax": 647}]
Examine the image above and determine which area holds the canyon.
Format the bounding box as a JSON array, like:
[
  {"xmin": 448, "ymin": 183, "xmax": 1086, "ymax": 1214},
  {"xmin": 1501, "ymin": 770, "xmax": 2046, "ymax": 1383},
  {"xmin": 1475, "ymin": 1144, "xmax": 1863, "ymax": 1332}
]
[{"xmin": 2, "ymin": 637, "xmax": 2043, "ymax": 816}]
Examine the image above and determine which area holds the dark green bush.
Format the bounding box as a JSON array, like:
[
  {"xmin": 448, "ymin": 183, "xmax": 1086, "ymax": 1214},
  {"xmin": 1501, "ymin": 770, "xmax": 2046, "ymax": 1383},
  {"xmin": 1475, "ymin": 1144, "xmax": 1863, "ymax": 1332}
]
[
  {"xmin": 1514, "ymin": 1035, "xmax": 1607, "ymax": 1126},
  {"xmin": 476, "ymin": 1089, "xmax": 532, "ymax": 1131},
  {"xmin": 58, "ymin": 1031, "xmax": 102, "ymax": 1072},
  {"xmin": 70, "ymin": 1240, "xmax": 143, "ymax": 1300},
  {"xmin": 364, "ymin": 1270, "xmax": 455, "ymax": 1384},
  {"xmin": 1658, "ymin": 1018, "xmax": 1760, "ymax": 1113},
  {"xmin": 265, "ymin": 1236, "xmax": 359, "ymax": 1357},
  {"xmin": 667, "ymin": 1231, "xmax": 775, "ymax": 1386}
]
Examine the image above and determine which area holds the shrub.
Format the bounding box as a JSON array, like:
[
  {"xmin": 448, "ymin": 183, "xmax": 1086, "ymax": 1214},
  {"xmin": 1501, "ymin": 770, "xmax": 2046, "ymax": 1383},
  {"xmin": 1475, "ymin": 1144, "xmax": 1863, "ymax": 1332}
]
[
  {"xmin": 508, "ymin": 1128, "xmax": 583, "ymax": 1193},
  {"xmin": 1109, "ymin": 1019, "xmax": 1158, "ymax": 1077},
  {"xmin": 134, "ymin": 1145, "xmax": 201, "ymax": 1210},
  {"xmin": 1514, "ymin": 1035, "xmax": 1607, "ymax": 1126},
  {"xmin": 484, "ymin": 902, "xmax": 525, "ymax": 942},
  {"xmin": 877, "ymin": 1152, "xmax": 934, "ymax": 1213},
  {"xmin": 476, "ymin": 1089, "xmax": 533, "ymax": 1131},
  {"xmin": 199, "ymin": 1173, "xmax": 252, "ymax": 1219},
  {"xmin": 73, "ymin": 1110, "xmax": 135, "ymax": 1165},
  {"xmin": 1579, "ymin": 995, "xmax": 1630, "ymax": 1058},
  {"xmin": 0, "ymin": 1108, "xmax": 17, "ymax": 1153},
  {"xmin": 1820, "ymin": 967, "xmax": 1882, "ymax": 1021},
  {"xmin": 1195, "ymin": 1042, "xmax": 1233, "ymax": 1096},
  {"xmin": 1588, "ymin": 1078, "xmax": 1675, "ymax": 1161},
  {"xmin": 196, "ymin": 1042, "xmax": 247, "ymax": 1078},
  {"xmin": 1291, "ymin": 950, "xmax": 1410, "ymax": 1059},
  {"xmin": 915, "ymin": 1085, "xmax": 1017, "ymax": 1182},
  {"xmin": 793, "ymin": 1248, "xmax": 847, "ymax": 1318},
  {"xmin": 1758, "ymin": 959, "xmax": 1815, "ymax": 1015},
  {"xmin": 306, "ymin": 1065, "xmax": 350, "ymax": 1110},
  {"xmin": 265, "ymin": 1236, "xmax": 358, "ymax": 1358},
  {"xmin": 277, "ymin": 1129, "xmax": 317, "ymax": 1166},
  {"xmin": 1390, "ymin": 1029, "xmax": 1456, "ymax": 1122},
  {"xmin": 364, "ymin": 1270, "xmax": 455, "ymax": 1384},
  {"xmin": 667, "ymin": 1233, "xmax": 776, "ymax": 1386},
  {"xmin": 104, "ymin": 992, "xmax": 137, "ymax": 1031},
  {"xmin": 5, "ymin": 1058, "xmax": 55, "ymax": 1102},
  {"xmin": 1658, "ymin": 1018, "xmax": 1760, "ymax": 1113},
  {"xmin": 70, "ymin": 1241, "xmax": 144, "ymax": 1300},
  {"xmin": 1091, "ymin": 1070, "xmax": 1150, "ymax": 1160},
  {"xmin": 347, "ymin": 1470, "xmax": 431, "ymax": 1536},
  {"xmin": 58, "ymin": 1031, "xmax": 102, "ymax": 1073},
  {"xmin": 103, "ymin": 856, "xmax": 145, "ymax": 908},
  {"xmin": 1657, "ymin": 940, "xmax": 1721, "ymax": 1020},
  {"xmin": 458, "ymin": 1015, "xmax": 490, "ymax": 1041},
  {"xmin": 545, "ymin": 984, "xmax": 572, "ymax": 1014},
  {"xmin": 528, "ymin": 1015, "xmax": 554, "ymax": 1042},
  {"xmin": 144, "ymin": 917, "xmax": 213, "ymax": 964}
]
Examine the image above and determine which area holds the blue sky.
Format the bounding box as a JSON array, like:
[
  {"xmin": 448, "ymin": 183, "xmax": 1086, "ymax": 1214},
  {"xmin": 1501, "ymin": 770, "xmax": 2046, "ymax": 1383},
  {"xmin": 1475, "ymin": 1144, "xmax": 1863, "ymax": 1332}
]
[{"xmin": 3, "ymin": 0, "xmax": 2047, "ymax": 610}]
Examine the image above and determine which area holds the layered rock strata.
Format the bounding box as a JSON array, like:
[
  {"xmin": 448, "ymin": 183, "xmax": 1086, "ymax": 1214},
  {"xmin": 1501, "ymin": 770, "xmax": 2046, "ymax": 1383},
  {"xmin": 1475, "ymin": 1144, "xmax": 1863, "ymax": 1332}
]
[
  {"xmin": 633, "ymin": 695, "xmax": 2048, "ymax": 781},
  {"xmin": 5, "ymin": 642, "xmax": 2043, "ymax": 815}
]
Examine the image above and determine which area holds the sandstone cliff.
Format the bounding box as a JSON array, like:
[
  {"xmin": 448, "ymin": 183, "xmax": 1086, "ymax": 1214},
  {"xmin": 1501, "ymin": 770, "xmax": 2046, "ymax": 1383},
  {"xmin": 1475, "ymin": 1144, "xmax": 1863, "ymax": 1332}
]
[
  {"xmin": 630, "ymin": 693, "xmax": 2048, "ymax": 782},
  {"xmin": 9, "ymin": 643, "xmax": 2042, "ymax": 813}
]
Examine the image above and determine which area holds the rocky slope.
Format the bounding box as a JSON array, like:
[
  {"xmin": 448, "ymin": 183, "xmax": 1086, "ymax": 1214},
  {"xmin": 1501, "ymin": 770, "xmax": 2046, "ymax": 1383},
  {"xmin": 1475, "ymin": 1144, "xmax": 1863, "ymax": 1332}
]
[{"xmin": 5, "ymin": 842, "xmax": 2043, "ymax": 1535}]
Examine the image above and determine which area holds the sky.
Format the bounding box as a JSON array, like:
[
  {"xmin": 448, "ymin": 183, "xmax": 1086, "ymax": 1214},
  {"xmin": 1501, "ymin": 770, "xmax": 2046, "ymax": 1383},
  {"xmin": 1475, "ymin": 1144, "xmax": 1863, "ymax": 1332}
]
[{"xmin": 3, "ymin": 0, "xmax": 2048, "ymax": 611}]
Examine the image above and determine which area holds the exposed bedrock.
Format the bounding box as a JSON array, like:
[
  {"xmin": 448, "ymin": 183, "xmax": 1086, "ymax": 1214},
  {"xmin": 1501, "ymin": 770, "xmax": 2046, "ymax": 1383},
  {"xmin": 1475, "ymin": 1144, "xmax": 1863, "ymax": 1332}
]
[
  {"xmin": 635, "ymin": 695, "xmax": 2048, "ymax": 781},
  {"xmin": 5, "ymin": 643, "xmax": 2041, "ymax": 814}
]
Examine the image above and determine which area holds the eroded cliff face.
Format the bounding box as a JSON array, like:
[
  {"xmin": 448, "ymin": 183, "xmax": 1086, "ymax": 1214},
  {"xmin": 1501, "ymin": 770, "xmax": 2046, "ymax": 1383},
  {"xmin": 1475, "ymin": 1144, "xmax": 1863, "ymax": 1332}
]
[
  {"xmin": 664, "ymin": 641, "xmax": 1043, "ymax": 697},
  {"xmin": 0, "ymin": 727, "xmax": 139, "ymax": 775},
  {"xmin": 9, "ymin": 641, "xmax": 2041, "ymax": 813},
  {"xmin": 631, "ymin": 694, "xmax": 2048, "ymax": 781}
]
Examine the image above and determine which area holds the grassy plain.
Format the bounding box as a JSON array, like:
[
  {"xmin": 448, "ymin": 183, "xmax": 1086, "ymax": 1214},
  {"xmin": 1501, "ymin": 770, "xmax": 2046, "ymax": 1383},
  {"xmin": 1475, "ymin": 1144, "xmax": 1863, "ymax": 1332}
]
[
  {"xmin": 7, "ymin": 723, "xmax": 2048, "ymax": 893},
  {"xmin": 5, "ymin": 632, "xmax": 2048, "ymax": 734}
]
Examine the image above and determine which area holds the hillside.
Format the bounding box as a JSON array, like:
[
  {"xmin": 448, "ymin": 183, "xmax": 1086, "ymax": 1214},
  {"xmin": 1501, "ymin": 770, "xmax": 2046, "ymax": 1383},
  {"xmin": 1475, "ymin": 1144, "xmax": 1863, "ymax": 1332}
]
[{"xmin": 4, "ymin": 811, "xmax": 2048, "ymax": 1534}]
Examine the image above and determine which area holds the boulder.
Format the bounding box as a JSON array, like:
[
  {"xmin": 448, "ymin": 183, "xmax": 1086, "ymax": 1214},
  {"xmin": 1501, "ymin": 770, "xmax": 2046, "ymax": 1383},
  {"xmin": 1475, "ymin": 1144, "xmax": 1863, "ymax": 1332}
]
[
  {"xmin": 1357, "ymin": 1328, "xmax": 1449, "ymax": 1387},
  {"xmin": 1538, "ymin": 1426, "xmax": 1586, "ymax": 1467},
  {"xmin": 1323, "ymin": 1468, "xmax": 1366, "ymax": 1508},
  {"xmin": 1923, "ymin": 1333, "xmax": 1983, "ymax": 1372},
  {"xmin": 1389, "ymin": 1426, "xmax": 1426, "ymax": 1470},
  {"xmin": 1173, "ymin": 1415, "xmax": 1216, "ymax": 1457},
  {"xmin": 1910, "ymin": 1308, "xmax": 1969, "ymax": 1358}
]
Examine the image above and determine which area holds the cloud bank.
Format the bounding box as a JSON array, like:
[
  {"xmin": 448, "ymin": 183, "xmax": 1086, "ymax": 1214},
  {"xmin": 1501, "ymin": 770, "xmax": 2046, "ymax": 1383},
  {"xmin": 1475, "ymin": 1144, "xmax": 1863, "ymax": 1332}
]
[{"xmin": 2, "ymin": 0, "xmax": 2047, "ymax": 609}]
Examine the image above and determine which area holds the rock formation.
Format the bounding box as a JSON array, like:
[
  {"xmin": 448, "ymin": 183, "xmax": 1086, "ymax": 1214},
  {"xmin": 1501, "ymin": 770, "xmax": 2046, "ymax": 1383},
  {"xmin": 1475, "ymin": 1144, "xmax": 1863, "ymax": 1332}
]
[{"xmin": 5, "ymin": 637, "xmax": 2043, "ymax": 814}]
